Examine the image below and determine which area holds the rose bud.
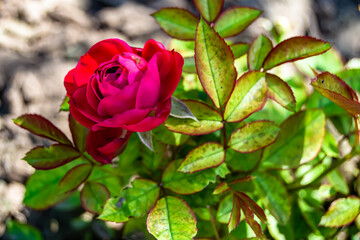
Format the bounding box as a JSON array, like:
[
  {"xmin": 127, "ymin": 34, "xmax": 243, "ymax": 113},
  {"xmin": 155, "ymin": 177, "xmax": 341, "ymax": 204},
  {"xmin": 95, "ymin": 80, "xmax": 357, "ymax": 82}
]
[{"xmin": 64, "ymin": 39, "xmax": 184, "ymax": 163}]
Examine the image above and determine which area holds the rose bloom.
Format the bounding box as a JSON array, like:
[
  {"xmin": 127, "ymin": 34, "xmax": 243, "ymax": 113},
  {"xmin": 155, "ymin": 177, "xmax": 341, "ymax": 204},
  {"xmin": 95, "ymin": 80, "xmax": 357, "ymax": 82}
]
[{"xmin": 64, "ymin": 39, "xmax": 184, "ymax": 163}]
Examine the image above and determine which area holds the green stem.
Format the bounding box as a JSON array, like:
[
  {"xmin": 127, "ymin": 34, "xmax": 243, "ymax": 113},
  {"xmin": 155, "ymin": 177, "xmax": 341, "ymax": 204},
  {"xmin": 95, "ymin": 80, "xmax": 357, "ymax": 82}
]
[{"xmin": 207, "ymin": 205, "xmax": 221, "ymax": 240}]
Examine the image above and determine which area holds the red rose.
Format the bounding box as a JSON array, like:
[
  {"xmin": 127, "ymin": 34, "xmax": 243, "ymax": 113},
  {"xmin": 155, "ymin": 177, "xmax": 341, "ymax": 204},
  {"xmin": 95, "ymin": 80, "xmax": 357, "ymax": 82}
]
[{"xmin": 64, "ymin": 39, "xmax": 184, "ymax": 163}]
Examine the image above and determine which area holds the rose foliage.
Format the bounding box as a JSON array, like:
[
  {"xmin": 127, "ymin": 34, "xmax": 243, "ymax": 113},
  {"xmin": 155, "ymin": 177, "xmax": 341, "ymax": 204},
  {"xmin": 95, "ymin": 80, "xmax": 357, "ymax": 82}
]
[{"xmin": 10, "ymin": 1, "xmax": 360, "ymax": 240}]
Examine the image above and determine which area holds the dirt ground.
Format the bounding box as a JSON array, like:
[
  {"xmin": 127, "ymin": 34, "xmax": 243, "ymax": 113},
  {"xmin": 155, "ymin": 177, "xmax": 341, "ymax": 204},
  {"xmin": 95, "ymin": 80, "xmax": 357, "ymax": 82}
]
[{"xmin": 0, "ymin": 0, "xmax": 359, "ymax": 238}]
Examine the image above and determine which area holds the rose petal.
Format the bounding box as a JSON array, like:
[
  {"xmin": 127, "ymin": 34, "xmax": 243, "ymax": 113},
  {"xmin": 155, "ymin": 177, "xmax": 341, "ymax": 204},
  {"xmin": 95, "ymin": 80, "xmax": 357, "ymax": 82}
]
[
  {"xmin": 142, "ymin": 39, "xmax": 166, "ymax": 61},
  {"xmin": 159, "ymin": 51, "xmax": 184, "ymax": 101},
  {"xmin": 99, "ymin": 73, "xmax": 124, "ymax": 97},
  {"xmin": 97, "ymin": 81, "xmax": 140, "ymax": 116},
  {"xmin": 64, "ymin": 69, "xmax": 76, "ymax": 96},
  {"xmin": 92, "ymin": 108, "xmax": 152, "ymax": 131},
  {"xmin": 116, "ymin": 54, "xmax": 144, "ymax": 84},
  {"xmin": 69, "ymin": 104, "xmax": 96, "ymax": 129},
  {"xmin": 87, "ymin": 38, "xmax": 133, "ymax": 65},
  {"xmin": 72, "ymin": 86, "xmax": 105, "ymax": 123},
  {"xmin": 86, "ymin": 128, "xmax": 132, "ymax": 164},
  {"xmin": 86, "ymin": 76, "xmax": 101, "ymax": 110},
  {"xmin": 135, "ymin": 53, "xmax": 161, "ymax": 109},
  {"xmin": 74, "ymin": 53, "xmax": 98, "ymax": 87},
  {"xmin": 123, "ymin": 99, "xmax": 171, "ymax": 132}
]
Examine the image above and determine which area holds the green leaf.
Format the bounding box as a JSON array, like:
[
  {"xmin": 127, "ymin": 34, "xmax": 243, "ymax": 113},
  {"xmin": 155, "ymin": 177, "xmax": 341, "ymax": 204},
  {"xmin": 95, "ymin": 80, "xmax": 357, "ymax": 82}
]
[
  {"xmin": 80, "ymin": 182, "xmax": 110, "ymax": 214},
  {"xmin": 5, "ymin": 220, "xmax": 43, "ymax": 240},
  {"xmin": 248, "ymin": 34, "xmax": 273, "ymax": 70},
  {"xmin": 23, "ymin": 160, "xmax": 81, "ymax": 209},
  {"xmin": 58, "ymin": 163, "xmax": 92, "ymax": 193},
  {"xmin": 147, "ymin": 196, "xmax": 197, "ymax": 240},
  {"xmin": 162, "ymin": 159, "xmax": 219, "ymax": 194},
  {"xmin": 195, "ymin": 17, "xmax": 236, "ymax": 108},
  {"xmin": 178, "ymin": 142, "xmax": 225, "ymax": 173},
  {"xmin": 217, "ymin": 194, "xmax": 233, "ymax": 223},
  {"xmin": 228, "ymin": 120, "xmax": 280, "ymax": 153},
  {"xmin": 152, "ymin": 124, "xmax": 189, "ymax": 146},
  {"xmin": 263, "ymin": 36, "xmax": 332, "ymax": 70},
  {"xmin": 152, "ymin": 8, "xmax": 198, "ymax": 40},
  {"xmin": 261, "ymin": 109, "xmax": 325, "ymax": 169},
  {"xmin": 13, "ymin": 114, "xmax": 72, "ymax": 145},
  {"xmin": 253, "ymin": 173, "xmax": 291, "ymax": 225},
  {"xmin": 137, "ymin": 131, "xmax": 154, "ymax": 151},
  {"xmin": 99, "ymin": 179, "xmax": 160, "ymax": 222},
  {"xmin": 23, "ymin": 144, "xmax": 80, "ymax": 170},
  {"xmin": 213, "ymin": 182, "xmax": 230, "ymax": 195},
  {"xmin": 60, "ymin": 95, "xmax": 70, "ymax": 112},
  {"xmin": 238, "ymin": 197, "xmax": 266, "ymax": 239},
  {"xmin": 320, "ymin": 197, "xmax": 360, "ymax": 227},
  {"xmin": 226, "ymin": 149, "xmax": 261, "ymax": 172},
  {"xmin": 194, "ymin": 0, "xmax": 223, "ymax": 22},
  {"xmin": 224, "ymin": 71, "xmax": 268, "ymax": 122},
  {"xmin": 230, "ymin": 42, "xmax": 249, "ymax": 59},
  {"xmin": 183, "ymin": 56, "xmax": 196, "ymax": 73},
  {"xmin": 165, "ymin": 100, "xmax": 223, "ymax": 135},
  {"xmin": 214, "ymin": 7, "xmax": 262, "ymax": 38},
  {"xmin": 228, "ymin": 194, "xmax": 241, "ymax": 232},
  {"xmin": 69, "ymin": 114, "xmax": 88, "ymax": 153},
  {"xmin": 266, "ymin": 73, "xmax": 296, "ymax": 112},
  {"xmin": 170, "ymin": 96, "xmax": 198, "ymax": 121},
  {"xmin": 327, "ymin": 169, "xmax": 349, "ymax": 195},
  {"xmin": 311, "ymin": 71, "xmax": 360, "ymax": 116}
]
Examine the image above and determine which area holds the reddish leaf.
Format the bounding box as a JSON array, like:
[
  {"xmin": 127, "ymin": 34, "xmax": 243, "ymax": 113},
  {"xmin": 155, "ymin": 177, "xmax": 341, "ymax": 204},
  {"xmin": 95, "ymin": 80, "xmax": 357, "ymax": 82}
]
[
  {"xmin": 58, "ymin": 163, "xmax": 93, "ymax": 193},
  {"xmin": 238, "ymin": 197, "xmax": 266, "ymax": 239},
  {"xmin": 69, "ymin": 114, "xmax": 89, "ymax": 153},
  {"xmin": 228, "ymin": 194, "xmax": 241, "ymax": 232},
  {"xmin": 262, "ymin": 36, "xmax": 332, "ymax": 70},
  {"xmin": 13, "ymin": 114, "xmax": 72, "ymax": 145},
  {"xmin": 311, "ymin": 71, "xmax": 360, "ymax": 116},
  {"xmin": 248, "ymin": 34, "xmax": 273, "ymax": 71},
  {"xmin": 23, "ymin": 144, "xmax": 80, "ymax": 170},
  {"xmin": 229, "ymin": 176, "xmax": 255, "ymax": 186},
  {"xmin": 213, "ymin": 182, "xmax": 230, "ymax": 195},
  {"xmin": 194, "ymin": 0, "xmax": 224, "ymax": 22},
  {"xmin": 236, "ymin": 192, "xmax": 267, "ymax": 223}
]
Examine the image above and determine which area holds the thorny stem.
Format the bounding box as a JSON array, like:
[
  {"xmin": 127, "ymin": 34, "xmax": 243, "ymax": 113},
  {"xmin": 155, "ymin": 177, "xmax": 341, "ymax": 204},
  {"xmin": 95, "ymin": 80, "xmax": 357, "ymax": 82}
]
[{"xmin": 207, "ymin": 205, "xmax": 221, "ymax": 240}]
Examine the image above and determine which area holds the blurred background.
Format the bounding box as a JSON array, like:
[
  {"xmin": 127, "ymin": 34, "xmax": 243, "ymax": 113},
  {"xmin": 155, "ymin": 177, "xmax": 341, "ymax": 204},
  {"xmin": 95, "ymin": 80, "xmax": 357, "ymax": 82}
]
[{"xmin": 0, "ymin": 0, "xmax": 359, "ymax": 239}]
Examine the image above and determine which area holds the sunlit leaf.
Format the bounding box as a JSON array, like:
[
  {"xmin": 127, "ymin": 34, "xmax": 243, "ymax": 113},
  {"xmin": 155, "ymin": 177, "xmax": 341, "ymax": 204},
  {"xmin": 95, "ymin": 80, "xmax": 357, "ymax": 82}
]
[
  {"xmin": 99, "ymin": 179, "xmax": 160, "ymax": 222},
  {"xmin": 224, "ymin": 71, "xmax": 267, "ymax": 122},
  {"xmin": 178, "ymin": 142, "xmax": 225, "ymax": 173},
  {"xmin": 23, "ymin": 144, "xmax": 80, "ymax": 170},
  {"xmin": 147, "ymin": 196, "xmax": 197, "ymax": 240},
  {"xmin": 80, "ymin": 182, "xmax": 110, "ymax": 214},
  {"xmin": 228, "ymin": 120, "xmax": 280, "ymax": 153},
  {"xmin": 266, "ymin": 73, "xmax": 296, "ymax": 112},
  {"xmin": 69, "ymin": 114, "xmax": 88, "ymax": 153},
  {"xmin": 253, "ymin": 173, "xmax": 291, "ymax": 225},
  {"xmin": 262, "ymin": 36, "xmax": 331, "ymax": 70},
  {"xmin": 165, "ymin": 100, "xmax": 223, "ymax": 135},
  {"xmin": 311, "ymin": 71, "xmax": 360, "ymax": 116},
  {"xmin": 152, "ymin": 8, "xmax": 198, "ymax": 40},
  {"xmin": 58, "ymin": 163, "xmax": 92, "ymax": 193},
  {"xmin": 152, "ymin": 124, "xmax": 189, "ymax": 146},
  {"xmin": 213, "ymin": 182, "xmax": 230, "ymax": 195},
  {"xmin": 248, "ymin": 34, "xmax": 272, "ymax": 70},
  {"xmin": 60, "ymin": 96, "xmax": 70, "ymax": 112},
  {"xmin": 230, "ymin": 42, "xmax": 249, "ymax": 59},
  {"xmin": 261, "ymin": 109, "xmax": 325, "ymax": 169},
  {"xmin": 214, "ymin": 7, "xmax": 262, "ymax": 38},
  {"xmin": 238, "ymin": 197, "xmax": 266, "ymax": 239},
  {"xmin": 195, "ymin": 17, "xmax": 236, "ymax": 108},
  {"xmin": 162, "ymin": 159, "xmax": 219, "ymax": 194},
  {"xmin": 217, "ymin": 194, "xmax": 233, "ymax": 223},
  {"xmin": 320, "ymin": 197, "xmax": 360, "ymax": 227},
  {"xmin": 194, "ymin": 0, "xmax": 223, "ymax": 22},
  {"xmin": 228, "ymin": 194, "xmax": 241, "ymax": 232},
  {"xmin": 13, "ymin": 114, "xmax": 72, "ymax": 145},
  {"xmin": 170, "ymin": 96, "xmax": 198, "ymax": 121}
]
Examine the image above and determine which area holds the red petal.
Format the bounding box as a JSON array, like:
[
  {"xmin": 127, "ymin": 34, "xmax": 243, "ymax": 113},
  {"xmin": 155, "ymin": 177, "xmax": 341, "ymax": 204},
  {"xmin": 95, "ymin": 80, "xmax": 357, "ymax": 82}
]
[
  {"xmin": 64, "ymin": 69, "xmax": 76, "ymax": 96},
  {"xmin": 72, "ymin": 86, "xmax": 104, "ymax": 123},
  {"xmin": 141, "ymin": 39, "xmax": 166, "ymax": 61}
]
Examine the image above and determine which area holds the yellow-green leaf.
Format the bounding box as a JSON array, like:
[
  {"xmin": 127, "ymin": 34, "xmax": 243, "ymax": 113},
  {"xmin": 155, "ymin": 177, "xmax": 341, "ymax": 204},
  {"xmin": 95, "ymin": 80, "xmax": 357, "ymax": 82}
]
[
  {"xmin": 266, "ymin": 73, "xmax": 296, "ymax": 112},
  {"xmin": 194, "ymin": 0, "xmax": 223, "ymax": 22},
  {"xmin": 195, "ymin": 17, "xmax": 236, "ymax": 108},
  {"xmin": 224, "ymin": 71, "xmax": 267, "ymax": 122},
  {"xmin": 147, "ymin": 196, "xmax": 197, "ymax": 240},
  {"xmin": 248, "ymin": 34, "xmax": 273, "ymax": 70}
]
